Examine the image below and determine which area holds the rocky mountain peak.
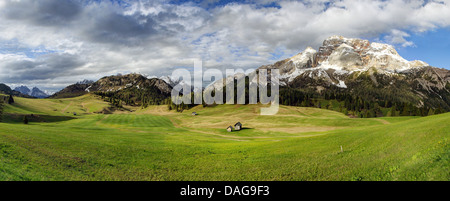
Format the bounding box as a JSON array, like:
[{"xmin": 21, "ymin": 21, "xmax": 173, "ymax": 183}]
[
  {"xmin": 262, "ymin": 35, "xmax": 433, "ymax": 84},
  {"xmin": 14, "ymin": 86, "xmax": 31, "ymax": 95},
  {"xmin": 290, "ymin": 46, "xmax": 316, "ymax": 64},
  {"xmin": 51, "ymin": 73, "xmax": 173, "ymax": 99},
  {"xmin": 13, "ymin": 85, "xmax": 49, "ymax": 98},
  {"xmin": 30, "ymin": 87, "xmax": 49, "ymax": 98}
]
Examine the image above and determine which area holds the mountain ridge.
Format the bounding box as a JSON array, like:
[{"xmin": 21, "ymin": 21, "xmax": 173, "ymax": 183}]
[
  {"xmin": 49, "ymin": 35, "xmax": 450, "ymax": 114},
  {"xmin": 51, "ymin": 74, "xmax": 173, "ymax": 107},
  {"xmin": 13, "ymin": 85, "xmax": 50, "ymax": 98},
  {"xmin": 263, "ymin": 36, "xmax": 450, "ymax": 111},
  {"xmin": 0, "ymin": 84, "xmax": 34, "ymax": 98},
  {"xmin": 205, "ymin": 35, "xmax": 449, "ymax": 112},
  {"xmin": 261, "ymin": 35, "xmax": 432, "ymax": 84}
]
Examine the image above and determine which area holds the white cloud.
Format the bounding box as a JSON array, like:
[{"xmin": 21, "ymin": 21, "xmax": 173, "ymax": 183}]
[{"xmin": 384, "ymin": 29, "xmax": 415, "ymax": 47}]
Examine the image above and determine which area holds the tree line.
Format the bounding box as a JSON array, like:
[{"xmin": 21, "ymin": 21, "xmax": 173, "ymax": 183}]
[
  {"xmin": 280, "ymin": 87, "xmax": 446, "ymax": 118},
  {"xmin": 93, "ymin": 77, "xmax": 447, "ymax": 118},
  {"xmin": 0, "ymin": 98, "xmax": 3, "ymax": 122},
  {"xmin": 94, "ymin": 87, "xmax": 171, "ymax": 109},
  {"xmin": 0, "ymin": 95, "xmax": 14, "ymax": 122},
  {"xmin": 165, "ymin": 84, "xmax": 447, "ymax": 118}
]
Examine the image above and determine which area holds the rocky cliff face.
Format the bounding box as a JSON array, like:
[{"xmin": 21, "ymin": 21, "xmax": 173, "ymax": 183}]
[
  {"xmin": 261, "ymin": 36, "xmax": 432, "ymax": 84},
  {"xmin": 89, "ymin": 73, "xmax": 172, "ymax": 94},
  {"xmin": 52, "ymin": 73, "xmax": 172, "ymax": 100}
]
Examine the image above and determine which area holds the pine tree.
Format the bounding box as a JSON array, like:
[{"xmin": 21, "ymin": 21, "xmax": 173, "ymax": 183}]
[
  {"xmin": 8, "ymin": 95, "xmax": 14, "ymax": 104},
  {"xmin": 386, "ymin": 109, "xmax": 392, "ymax": 117},
  {"xmin": 414, "ymin": 107, "xmax": 421, "ymax": 116},
  {"xmin": 427, "ymin": 108, "xmax": 435, "ymax": 116},
  {"xmin": 23, "ymin": 115, "xmax": 29, "ymax": 124},
  {"xmin": 391, "ymin": 105, "xmax": 397, "ymax": 117},
  {"xmin": 0, "ymin": 99, "xmax": 3, "ymax": 122},
  {"xmin": 401, "ymin": 104, "xmax": 409, "ymax": 116},
  {"xmin": 368, "ymin": 108, "xmax": 376, "ymax": 118}
]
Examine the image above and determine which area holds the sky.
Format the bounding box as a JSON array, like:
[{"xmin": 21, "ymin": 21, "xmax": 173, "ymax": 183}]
[{"xmin": 0, "ymin": 0, "xmax": 450, "ymax": 93}]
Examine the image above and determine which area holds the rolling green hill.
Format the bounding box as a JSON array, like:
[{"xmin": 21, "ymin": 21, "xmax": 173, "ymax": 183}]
[
  {"xmin": 3, "ymin": 94, "xmax": 110, "ymax": 116},
  {"xmin": 0, "ymin": 95, "xmax": 448, "ymax": 181}
]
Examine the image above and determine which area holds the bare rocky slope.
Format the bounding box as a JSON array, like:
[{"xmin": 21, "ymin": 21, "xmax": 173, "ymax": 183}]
[{"xmin": 51, "ymin": 74, "xmax": 172, "ymax": 105}]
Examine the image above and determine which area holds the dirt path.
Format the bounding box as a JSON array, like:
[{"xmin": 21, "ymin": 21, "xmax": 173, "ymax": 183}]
[
  {"xmin": 373, "ymin": 118, "xmax": 391, "ymax": 125},
  {"xmin": 95, "ymin": 115, "xmax": 109, "ymax": 126},
  {"xmin": 81, "ymin": 102, "xmax": 89, "ymax": 113},
  {"xmin": 61, "ymin": 101, "xmax": 73, "ymax": 114}
]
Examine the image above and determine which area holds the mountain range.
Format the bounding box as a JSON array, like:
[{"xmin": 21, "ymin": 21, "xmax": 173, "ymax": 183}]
[
  {"xmin": 51, "ymin": 73, "xmax": 172, "ymax": 108},
  {"xmin": 14, "ymin": 86, "xmax": 50, "ymax": 98},
  {"xmin": 263, "ymin": 36, "xmax": 449, "ymax": 110},
  {"xmin": 0, "ymin": 84, "xmax": 35, "ymax": 98},
  {"xmin": 31, "ymin": 36, "xmax": 450, "ymax": 116},
  {"xmin": 206, "ymin": 36, "xmax": 449, "ymax": 112}
]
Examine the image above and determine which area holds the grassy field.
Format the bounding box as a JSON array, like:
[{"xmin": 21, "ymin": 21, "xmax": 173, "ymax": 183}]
[{"xmin": 0, "ymin": 94, "xmax": 448, "ymax": 181}]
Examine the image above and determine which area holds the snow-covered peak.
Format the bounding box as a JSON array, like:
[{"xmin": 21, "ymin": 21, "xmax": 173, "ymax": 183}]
[
  {"xmin": 323, "ymin": 35, "xmax": 370, "ymax": 48},
  {"xmin": 258, "ymin": 35, "xmax": 433, "ymax": 85},
  {"xmin": 408, "ymin": 60, "xmax": 429, "ymax": 68},
  {"xmin": 326, "ymin": 35, "xmax": 344, "ymax": 40},
  {"xmin": 290, "ymin": 46, "xmax": 316, "ymax": 65},
  {"xmin": 320, "ymin": 36, "xmax": 426, "ymax": 73},
  {"xmin": 324, "ymin": 35, "xmax": 352, "ymax": 44},
  {"xmin": 160, "ymin": 75, "xmax": 183, "ymax": 86},
  {"xmin": 304, "ymin": 46, "xmax": 317, "ymax": 54},
  {"xmin": 76, "ymin": 79, "xmax": 94, "ymax": 85},
  {"xmin": 160, "ymin": 75, "xmax": 173, "ymax": 85},
  {"xmin": 369, "ymin": 42, "xmax": 400, "ymax": 57}
]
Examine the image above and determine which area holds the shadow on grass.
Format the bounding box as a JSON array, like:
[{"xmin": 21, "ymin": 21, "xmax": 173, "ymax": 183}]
[
  {"xmin": 1, "ymin": 113, "xmax": 76, "ymax": 124},
  {"xmin": 231, "ymin": 127, "xmax": 254, "ymax": 133}
]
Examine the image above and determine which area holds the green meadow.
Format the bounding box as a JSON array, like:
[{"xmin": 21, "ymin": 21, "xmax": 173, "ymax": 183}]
[{"xmin": 0, "ymin": 94, "xmax": 448, "ymax": 181}]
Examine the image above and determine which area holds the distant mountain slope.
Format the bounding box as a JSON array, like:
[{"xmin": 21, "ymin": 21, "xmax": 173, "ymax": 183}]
[
  {"xmin": 14, "ymin": 86, "xmax": 31, "ymax": 95},
  {"xmin": 50, "ymin": 83, "xmax": 90, "ymax": 99},
  {"xmin": 0, "ymin": 83, "xmax": 34, "ymax": 98},
  {"xmin": 14, "ymin": 85, "xmax": 50, "ymax": 98},
  {"xmin": 89, "ymin": 73, "xmax": 171, "ymax": 94},
  {"xmin": 30, "ymin": 87, "xmax": 49, "ymax": 98},
  {"xmin": 51, "ymin": 74, "xmax": 172, "ymax": 106}
]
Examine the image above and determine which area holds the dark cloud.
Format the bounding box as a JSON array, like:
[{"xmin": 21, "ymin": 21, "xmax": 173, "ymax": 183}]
[
  {"xmin": 1, "ymin": 53, "xmax": 86, "ymax": 82},
  {"xmin": 81, "ymin": 12, "xmax": 159, "ymax": 45},
  {"xmin": 3, "ymin": 0, "xmax": 82, "ymax": 26}
]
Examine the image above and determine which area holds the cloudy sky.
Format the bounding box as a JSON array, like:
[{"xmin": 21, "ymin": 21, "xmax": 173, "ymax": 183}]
[{"xmin": 0, "ymin": 0, "xmax": 450, "ymax": 93}]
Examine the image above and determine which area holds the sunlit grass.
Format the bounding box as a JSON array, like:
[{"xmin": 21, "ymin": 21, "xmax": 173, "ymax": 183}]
[{"xmin": 0, "ymin": 95, "xmax": 448, "ymax": 181}]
